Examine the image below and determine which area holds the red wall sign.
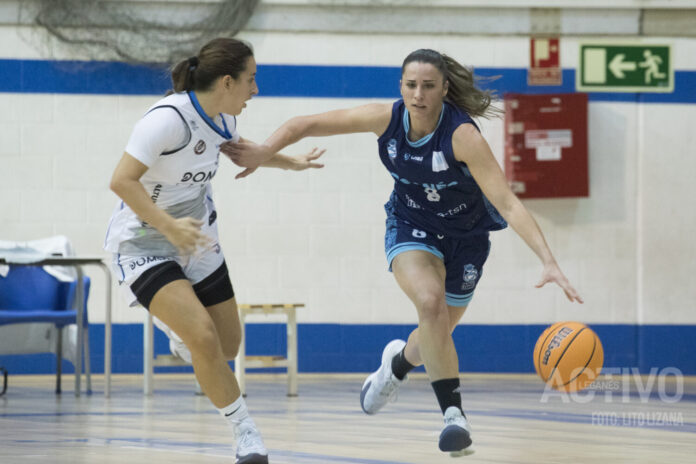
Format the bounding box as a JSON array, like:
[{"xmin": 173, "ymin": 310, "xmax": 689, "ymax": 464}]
[
  {"xmin": 528, "ymin": 37, "xmax": 562, "ymax": 86},
  {"xmin": 504, "ymin": 93, "xmax": 588, "ymax": 198}
]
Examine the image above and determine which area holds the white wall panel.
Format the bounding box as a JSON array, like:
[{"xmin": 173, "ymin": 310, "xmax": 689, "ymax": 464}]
[
  {"xmin": 0, "ymin": 27, "xmax": 693, "ymax": 325},
  {"xmin": 641, "ymin": 104, "xmax": 696, "ymax": 323}
]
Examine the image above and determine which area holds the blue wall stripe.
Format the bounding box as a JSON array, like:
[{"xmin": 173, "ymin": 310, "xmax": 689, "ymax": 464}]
[
  {"xmin": 0, "ymin": 59, "xmax": 694, "ymax": 103},
  {"xmin": 0, "ymin": 59, "xmax": 170, "ymax": 95},
  {"xmin": 0, "ymin": 323, "xmax": 694, "ymax": 375}
]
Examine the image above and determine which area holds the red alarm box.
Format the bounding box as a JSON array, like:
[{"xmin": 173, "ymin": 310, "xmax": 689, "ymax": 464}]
[{"xmin": 504, "ymin": 93, "xmax": 588, "ymax": 198}]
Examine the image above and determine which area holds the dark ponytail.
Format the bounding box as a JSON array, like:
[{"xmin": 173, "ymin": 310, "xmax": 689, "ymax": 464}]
[
  {"xmin": 402, "ymin": 49, "xmax": 502, "ymax": 119},
  {"xmin": 170, "ymin": 38, "xmax": 254, "ymax": 94}
]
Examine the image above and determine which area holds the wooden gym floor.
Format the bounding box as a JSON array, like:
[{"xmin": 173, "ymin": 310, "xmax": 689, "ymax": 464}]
[{"xmin": 1, "ymin": 373, "xmax": 695, "ymax": 463}]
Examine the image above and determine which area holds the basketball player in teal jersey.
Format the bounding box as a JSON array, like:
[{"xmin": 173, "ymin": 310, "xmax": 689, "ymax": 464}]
[
  {"xmin": 222, "ymin": 49, "xmax": 583, "ymax": 457},
  {"xmin": 105, "ymin": 38, "xmax": 323, "ymax": 464}
]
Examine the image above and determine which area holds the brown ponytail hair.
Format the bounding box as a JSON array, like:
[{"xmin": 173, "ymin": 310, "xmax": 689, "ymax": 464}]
[
  {"xmin": 401, "ymin": 49, "xmax": 502, "ymax": 119},
  {"xmin": 170, "ymin": 38, "xmax": 254, "ymax": 93}
]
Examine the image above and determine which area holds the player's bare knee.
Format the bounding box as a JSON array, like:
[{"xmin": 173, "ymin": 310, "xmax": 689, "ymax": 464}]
[
  {"xmin": 415, "ymin": 291, "xmax": 448, "ymax": 325},
  {"xmin": 184, "ymin": 318, "xmax": 220, "ymax": 357}
]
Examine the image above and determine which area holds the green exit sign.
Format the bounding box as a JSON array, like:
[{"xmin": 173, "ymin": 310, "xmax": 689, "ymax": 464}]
[{"xmin": 578, "ymin": 44, "xmax": 673, "ymax": 92}]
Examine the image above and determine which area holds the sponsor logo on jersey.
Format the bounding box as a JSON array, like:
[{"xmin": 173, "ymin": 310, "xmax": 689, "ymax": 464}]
[
  {"xmin": 208, "ymin": 210, "xmax": 217, "ymax": 225},
  {"xmin": 194, "ymin": 140, "xmax": 206, "ymax": 155},
  {"xmin": 404, "ymin": 153, "xmax": 424, "ymax": 163},
  {"xmin": 436, "ymin": 201, "xmax": 468, "ymax": 218},
  {"xmin": 432, "ymin": 150, "xmax": 449, "ymax": 172},
  {"xmin": 387, "ymin": 139, "xmax": 398, "ymax": 162},
  {"xmin": 150, "ymin": 184, "xmax": 162, "ymax": 203},
  {"xmin": 405, "ymin": 194, "xmax": 423, "ymax": 210},
  {"xmin": 180, "ymin": 169, "xmax": 217, "ymax": 183},
  {"xmin": 460, "ymin": 264, "xmax": 479, "ymax": 291},
  {"xmin": 189, "ymin": 119, "xmax": 199, "ymax": 131}
]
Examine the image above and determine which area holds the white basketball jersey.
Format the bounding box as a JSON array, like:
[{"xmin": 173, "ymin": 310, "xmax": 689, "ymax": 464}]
[{"xmin": 104, "ymin": 92, "xmax": 240, "ymax": 256}]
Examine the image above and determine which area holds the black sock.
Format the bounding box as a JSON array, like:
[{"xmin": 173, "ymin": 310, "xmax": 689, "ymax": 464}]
[
  {"xmin": 391, "ymin": 347, "xmax": 415, "ymax": 380},
  {"xmin": 431, "ymin": 378, "xmax": 462, "ymax": 415}
]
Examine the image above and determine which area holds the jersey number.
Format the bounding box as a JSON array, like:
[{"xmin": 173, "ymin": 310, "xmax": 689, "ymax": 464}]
[{"xmin": 424, "ymin": 186, "xmax": 441, "ymax": 202}]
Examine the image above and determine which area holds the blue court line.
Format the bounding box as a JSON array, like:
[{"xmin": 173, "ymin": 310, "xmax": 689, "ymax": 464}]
[
  {"xmin": 262, "ymin": 450, "xmax": 412, "ymax": 464},
  {"xmin": 4, "ymin": 406, "xmax": 695, "ymax": 435},
  {"xmin": 0, "ymin": 58, "xmax": 695, "ymax": 103},
  {"xmin": 0, "ymin": 411, "xmax": 151, "ymax": 418},
  {"xmin": 404, "ymin": 407, "xmax": 696, "ymax": 434},
  {"xmin": 454, "ymin": 389, "xmax": 696, "ymax": 403},
  {"xmin": 4, "ymin": 437, "xmax": 416, "ymax": 464},
  {"xmin": 0, "ymin": 409, "xmax": 366, "ymax": 419},
  {"xmin": 485, "ymin": 408, "xmax": 696, "ymax": 434}
]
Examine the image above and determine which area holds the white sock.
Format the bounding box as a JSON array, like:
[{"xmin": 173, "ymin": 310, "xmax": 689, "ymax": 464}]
[{"xmin": 218, "ymin": 396, "xmax": 251, "ymax": 428}]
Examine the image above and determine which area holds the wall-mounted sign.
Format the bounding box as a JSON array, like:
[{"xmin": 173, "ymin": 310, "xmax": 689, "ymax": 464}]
[
  {"xmin": 577, "ymin": 44, "xmax": 673, "ymax": 92},
  {"xmin": 528, "ymin": 37, "xmax": 562, "ymax": 86}
]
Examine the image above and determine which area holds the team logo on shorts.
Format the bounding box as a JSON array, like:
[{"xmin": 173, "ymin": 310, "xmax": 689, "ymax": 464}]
[
  {"xmin": 194, "ymin": 139, "xmax": 206, "ymax": 154},
  {"xmin": 461, "ymin": 264, "xmax": 479, "ymax": 291},
  {"xmin": 129, "ymin": 256, "xmax": 167, "ymax": 271}
]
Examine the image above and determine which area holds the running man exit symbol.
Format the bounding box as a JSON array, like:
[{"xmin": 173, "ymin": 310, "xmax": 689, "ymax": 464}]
[{"xmin": 577, "ymin": 44, "xmax": 672, "ymax": 92}]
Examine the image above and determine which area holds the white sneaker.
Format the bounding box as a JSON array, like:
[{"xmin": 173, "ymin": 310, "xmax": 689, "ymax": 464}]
[
  {"xmin": 152, "ymin": 316, "xmax": 192, "ymax": 364},
  {"xmin": 439, "ymin": 406, "xmax": 474, "ymax": 457},
  {"xmin": 235, "ymin": 420, "xmax": 269, "ymax": 464},
  {"xmin": 360, "ymin": 339, "xmax": 408, "ymax": 415}
]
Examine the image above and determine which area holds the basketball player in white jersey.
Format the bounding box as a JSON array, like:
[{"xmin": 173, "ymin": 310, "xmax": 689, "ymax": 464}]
[{"xmin": 104, "ymin": 38, "xmax": 322, "ymax": 464}]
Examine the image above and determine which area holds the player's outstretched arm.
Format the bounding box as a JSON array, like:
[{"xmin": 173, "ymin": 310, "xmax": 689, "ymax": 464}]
[
  {"xmin": 452, "ymin": 124, "xmax": 583, "ymax": 303},
  {"xmin": 220, "ymin": 103, "xmax": 391, "ymax": 178}
]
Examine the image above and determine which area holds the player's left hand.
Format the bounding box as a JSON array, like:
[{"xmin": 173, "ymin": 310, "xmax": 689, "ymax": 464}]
[
  {"xmin": 290, "ymin": 147, "xmax": 325, "ymax": 171},
  {"xmin": 536, "ymin": 262, "xmax": 584, "ymax": 303},
  {"xmin": 220, "ymin": 140, "xmax": 274, "ymax": 169}
]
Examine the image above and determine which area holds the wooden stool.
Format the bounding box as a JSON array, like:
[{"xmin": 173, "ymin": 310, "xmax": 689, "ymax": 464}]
[{"xmin": 235, "ymin": 303, "xmax": 303, "ymax": 397}]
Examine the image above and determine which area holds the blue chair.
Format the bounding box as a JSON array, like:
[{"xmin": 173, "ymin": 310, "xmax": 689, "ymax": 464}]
[{"xmin": 0, "ymin": 265, "xmax": 91, "ymax": 394}]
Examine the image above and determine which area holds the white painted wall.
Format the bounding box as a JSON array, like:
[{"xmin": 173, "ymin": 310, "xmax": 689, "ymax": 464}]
[{"xmin": 0, "ymin": 26, "xmax": 694, "ymax": 326}]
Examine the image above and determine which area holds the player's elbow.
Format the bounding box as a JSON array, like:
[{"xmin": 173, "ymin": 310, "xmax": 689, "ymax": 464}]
[
  {"xmin": 280, "ymin": 115, "xmax": 310, "ymax": 141},
  {"xmin": 109, "ymin": 175, "xmax": 129, "ymax": 198},
  {"xmin": 495, "ymin": 192, "xmax": 522, "ymax": 221}
]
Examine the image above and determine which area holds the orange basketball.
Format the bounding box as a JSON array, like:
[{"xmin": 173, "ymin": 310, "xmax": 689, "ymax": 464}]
[{"xmin": 533, "ymin": 321, "xmax": 603, "ymax": 392}]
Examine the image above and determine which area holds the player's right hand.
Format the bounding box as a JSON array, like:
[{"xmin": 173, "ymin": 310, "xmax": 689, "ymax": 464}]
[
  {"xmin": 535, "ymin": 262, "xmax": 584, "ymax": 304},
  {"xmin": 163, "ymin": 217, "xmax": 211, "ymax": 255}
]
